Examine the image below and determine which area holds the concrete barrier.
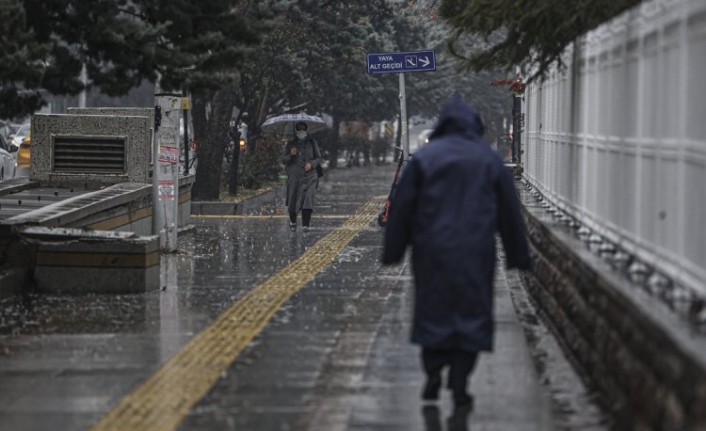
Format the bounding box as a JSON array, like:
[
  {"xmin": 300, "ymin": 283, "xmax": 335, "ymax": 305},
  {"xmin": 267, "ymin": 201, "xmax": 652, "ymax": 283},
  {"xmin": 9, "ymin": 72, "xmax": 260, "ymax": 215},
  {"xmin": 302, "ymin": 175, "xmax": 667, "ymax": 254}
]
[
  {"xmin": 191, "ymin": 185, "xmax": 285, "ymax": 216},
  {"xmin": 24, "ymin": 227, "xmax": 160, "ymax": 294},
  {"xmin": 0, "ymin": 177, "xmax": 194, "ymax": 296},
  {"xmin": 190, "ymin": 202, "xmax": 236, "ymax": 215},
  {"xmin": 520, "ymin": 185, "xmax": 706, "ymax": 430},
  {"xmin": 0, "ymin": 107, "xmax": 195, "ymax": 297}
]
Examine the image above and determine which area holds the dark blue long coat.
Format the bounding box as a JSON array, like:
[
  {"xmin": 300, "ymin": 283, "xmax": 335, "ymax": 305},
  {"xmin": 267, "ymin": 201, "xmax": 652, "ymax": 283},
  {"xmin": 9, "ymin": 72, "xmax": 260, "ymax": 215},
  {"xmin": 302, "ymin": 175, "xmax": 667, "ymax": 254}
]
[{"xmin": 381, "ymin": 94, "xmax": 531, "ymax": 352}]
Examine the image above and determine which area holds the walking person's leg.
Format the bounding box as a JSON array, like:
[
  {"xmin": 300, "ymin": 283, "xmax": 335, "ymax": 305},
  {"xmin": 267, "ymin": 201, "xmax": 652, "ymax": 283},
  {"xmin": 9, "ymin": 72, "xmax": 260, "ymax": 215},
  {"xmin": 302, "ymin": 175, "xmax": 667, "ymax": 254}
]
[
  {"xmin": 290, "ymin": 178, "xmax": 307, "ymax": 232},
  {"xmin": 302, "ymin": 209, "xmax": 312, "ymax": 231},
  {"xmin": 286, "ymin": 176, "xmax": 299, "ymax": 232},
  {"xmin": 447, "ymin": 350, "xmax": 478, "ymax": 407},
  {"xmin": 289, "ymin": 212, "xmax": 297, "ymax": 231},
  {"xmin": 421, "ymin": 349, "xmax": 451, "ymax": 401},
  {"xmin": 300, "ymin": 174, "xmax": 316, "ymax": 231}
]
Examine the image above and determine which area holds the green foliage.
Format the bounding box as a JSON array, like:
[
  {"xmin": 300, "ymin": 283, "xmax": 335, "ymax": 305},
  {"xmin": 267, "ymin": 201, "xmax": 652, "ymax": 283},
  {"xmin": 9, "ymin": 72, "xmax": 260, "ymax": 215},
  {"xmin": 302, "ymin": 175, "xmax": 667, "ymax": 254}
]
[
  {"xmin": 239, "ymin": 136, "xmax": 284, "ymax": 189},
  {"xmin": 0, "ymin": 0, "xmax": 266, "ymax": 119},
  {"xmin": 234, "ymin": 0, "xmax": 408, "ymax": 130},
  {"xmin": 211, "ymin": 0, "xmax": 414, "ymax": 180},
  {"xmin": 0, "ymin": 0, "xmax": 50, "ymax": 119},
  {"xmin": 341, "ymin": 135, "xmax": 373, "ymax": 167},
  {"xmin": 371, "ymin": 136, "xmax": 389, "ymax": 165},
  {"xmin": 438, "ymin": 0, "xmax": 642, "ymax": 82},
  {"xmin": 0, "ymin": 0, "xmax": 537, "ymax": 194},
  {"xmin": 219, "ymin": 0, "xmax": 518, "ymax": 180},
  {"xmin": 300, "ymin": 1, "xmax": 409, "ymax": 124},
  {"xmin": 313, "ymin": 129, "xmax": 339, "ymax": 164},
  {"xmin": 392, "ymin": 2, "xmax": 514, "ymax": 133}
]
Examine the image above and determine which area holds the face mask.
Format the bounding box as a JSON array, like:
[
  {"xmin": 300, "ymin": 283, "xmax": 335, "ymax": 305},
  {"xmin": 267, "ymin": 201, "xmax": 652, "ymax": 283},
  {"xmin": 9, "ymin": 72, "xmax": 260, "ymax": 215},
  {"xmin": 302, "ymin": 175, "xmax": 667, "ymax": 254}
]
[{"xmin": 296, "ymin": 131, "xmax": 307, "ymax": 139}]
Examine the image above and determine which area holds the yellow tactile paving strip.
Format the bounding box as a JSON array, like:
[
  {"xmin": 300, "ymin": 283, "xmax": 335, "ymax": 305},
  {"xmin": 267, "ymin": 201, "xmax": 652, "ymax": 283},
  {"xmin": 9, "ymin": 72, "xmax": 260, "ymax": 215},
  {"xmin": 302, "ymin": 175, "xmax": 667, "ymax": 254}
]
[{"xmin": 90, "ymin": 196, "xmax": 385, "ymax": 431}]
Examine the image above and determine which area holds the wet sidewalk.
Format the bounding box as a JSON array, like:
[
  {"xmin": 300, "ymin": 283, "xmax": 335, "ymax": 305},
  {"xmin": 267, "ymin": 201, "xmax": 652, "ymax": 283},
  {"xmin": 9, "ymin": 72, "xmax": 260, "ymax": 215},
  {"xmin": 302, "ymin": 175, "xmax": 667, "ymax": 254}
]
[{"xmin": 0, "ymin": 164, "xmax": 605, "ymax": 431}]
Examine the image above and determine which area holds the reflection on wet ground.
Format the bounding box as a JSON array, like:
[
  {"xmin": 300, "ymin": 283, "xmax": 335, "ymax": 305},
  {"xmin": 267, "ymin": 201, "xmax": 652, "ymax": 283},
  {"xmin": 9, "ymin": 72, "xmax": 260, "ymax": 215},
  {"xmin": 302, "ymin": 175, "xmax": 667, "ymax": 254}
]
[
  {"xmin": 0, "ymin": 164, "xmax": 607, "ymax": 431},
  {"xmin": 422, "ymin": 405, "xmax": 473, "ymax": 431}
]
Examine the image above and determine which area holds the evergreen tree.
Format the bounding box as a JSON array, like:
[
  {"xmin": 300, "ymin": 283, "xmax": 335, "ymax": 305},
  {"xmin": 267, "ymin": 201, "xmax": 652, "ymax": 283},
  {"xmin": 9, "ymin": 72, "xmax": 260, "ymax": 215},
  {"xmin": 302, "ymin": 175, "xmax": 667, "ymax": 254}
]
[
  {"xmin": 290, "ymin": 1, "xmax": 404, "ymax": 166},
  {"xmin": 401, "ymin": 5, "xmax": 513, "ymax": 131},
  {"xmin": 436, "ymin": 0, "xmax": 642, "ymax": 82},
  {"xmin": 189, "ymin": 0, "xmax": 293, "ymax": 200},
  {"xmin": 0, "ymin": 0, "xmax": 50, "ymax": 119},
  {"xmin": 0, "ymin": 0, "xmax": 267, "ymax": 120}
]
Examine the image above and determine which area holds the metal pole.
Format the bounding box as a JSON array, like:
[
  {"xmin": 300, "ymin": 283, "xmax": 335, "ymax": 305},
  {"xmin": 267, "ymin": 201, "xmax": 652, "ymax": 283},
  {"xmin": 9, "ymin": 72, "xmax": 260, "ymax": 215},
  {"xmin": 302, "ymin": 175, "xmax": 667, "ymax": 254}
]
[
  {"xmin": 515, "ymin": 95, "xmax": 523, "ymax": 164},
  {"xmin": 399, "ymin": 73, "xmax": 409, "ymax": 161},
  {"xmin": 511, "ymin": 95, "xmax": 524, "ymax": 164},
  {"xmin": 152, "ymin": 119, "xmax": 161, "ymax": 237},
  {"xmin": 154, "ymin": 92, "xmax": 182, "ymax": 252},
  {"xmin": 228, "ymin": 127, "xmax": 240, "ymax": 196}
]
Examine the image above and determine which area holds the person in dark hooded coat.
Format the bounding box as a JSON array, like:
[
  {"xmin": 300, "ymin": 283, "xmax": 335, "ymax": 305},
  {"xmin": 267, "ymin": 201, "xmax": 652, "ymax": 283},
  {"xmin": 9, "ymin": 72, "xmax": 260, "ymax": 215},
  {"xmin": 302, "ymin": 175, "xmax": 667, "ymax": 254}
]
[{"xmin": 381, "ymin": 94, "xmax": 531, "ymax": 407}]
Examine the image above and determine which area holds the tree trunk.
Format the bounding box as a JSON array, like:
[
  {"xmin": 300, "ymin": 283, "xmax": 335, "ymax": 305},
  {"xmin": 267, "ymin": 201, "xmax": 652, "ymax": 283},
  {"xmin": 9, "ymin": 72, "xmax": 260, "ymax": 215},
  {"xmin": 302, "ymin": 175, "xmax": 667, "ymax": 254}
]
[
  {"xmin": 228, "ymin": 130, "xmax": 241, "ymax": 195},
  {"xmin": 255, "ymin": 80, "xmax": 270, "ymax": 127},
  {"xmin": 329, "ymin": 115, "xmax": 341, "ymax": 169},
  {"xmin": 191, "ymin": 89, "xmax": 236, "ymax": 200}
]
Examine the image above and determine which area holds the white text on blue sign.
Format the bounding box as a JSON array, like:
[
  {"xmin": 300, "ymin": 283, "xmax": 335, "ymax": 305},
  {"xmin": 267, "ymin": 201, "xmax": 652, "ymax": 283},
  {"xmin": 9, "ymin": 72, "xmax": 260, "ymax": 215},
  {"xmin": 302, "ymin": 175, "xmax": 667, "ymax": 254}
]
[{"xmin": 367, "ymin": 50, "xmax": 436, "ymax": 75}]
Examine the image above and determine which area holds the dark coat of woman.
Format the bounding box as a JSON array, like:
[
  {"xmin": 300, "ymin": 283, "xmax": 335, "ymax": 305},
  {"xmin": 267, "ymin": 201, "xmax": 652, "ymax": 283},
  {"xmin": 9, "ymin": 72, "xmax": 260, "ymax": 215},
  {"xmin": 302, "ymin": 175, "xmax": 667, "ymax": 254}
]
[
  {"xmin": 381, "ymin": 94, "xmax": 531, "ymax": 353},
  {"xmin": 282, "ymin": 136, "xmax": 322, "ymax": 214}
]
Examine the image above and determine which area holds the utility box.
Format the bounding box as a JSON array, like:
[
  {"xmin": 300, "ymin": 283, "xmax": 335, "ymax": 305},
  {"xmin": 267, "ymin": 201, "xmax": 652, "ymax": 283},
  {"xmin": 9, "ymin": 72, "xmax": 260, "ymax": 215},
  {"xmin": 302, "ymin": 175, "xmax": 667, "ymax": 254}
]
[{"xmin": 30, "ymin": 113, "xmax": 153, "ymax": 185}]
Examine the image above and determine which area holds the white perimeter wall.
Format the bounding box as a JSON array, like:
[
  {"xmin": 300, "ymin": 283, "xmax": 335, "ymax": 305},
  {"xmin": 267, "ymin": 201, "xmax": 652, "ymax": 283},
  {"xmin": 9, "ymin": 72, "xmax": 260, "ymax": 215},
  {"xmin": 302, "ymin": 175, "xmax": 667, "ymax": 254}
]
[{"xmin": 523, "ymin": 0, "xmax": 706, "ymax": 295}]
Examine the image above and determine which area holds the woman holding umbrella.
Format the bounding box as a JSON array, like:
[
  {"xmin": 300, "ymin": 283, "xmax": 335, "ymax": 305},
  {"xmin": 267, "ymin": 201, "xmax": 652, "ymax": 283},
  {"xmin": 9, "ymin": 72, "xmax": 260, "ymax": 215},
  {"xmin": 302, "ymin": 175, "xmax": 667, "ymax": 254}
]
[{"xmin": 282, "ymin": 121, "xmax": 323, "ymax": 232}]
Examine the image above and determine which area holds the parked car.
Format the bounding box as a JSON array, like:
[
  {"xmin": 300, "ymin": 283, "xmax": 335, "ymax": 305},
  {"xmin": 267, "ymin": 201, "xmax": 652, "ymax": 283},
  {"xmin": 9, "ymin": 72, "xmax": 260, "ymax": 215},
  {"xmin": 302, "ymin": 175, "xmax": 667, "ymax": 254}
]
[
  {"xmin": 16, "ymin": 131, "xmax": 30, "ymax": 168},
  {"xmin": 0, "ymin": 135, "xmax": 17, "ymax": 181},
  {"xmin": 0, "ymin": 121, "xmax": 15, "ymax": 142},
  {"xmin": 10, "ymin": 122, "xmax": 30, "ymax": 152}
]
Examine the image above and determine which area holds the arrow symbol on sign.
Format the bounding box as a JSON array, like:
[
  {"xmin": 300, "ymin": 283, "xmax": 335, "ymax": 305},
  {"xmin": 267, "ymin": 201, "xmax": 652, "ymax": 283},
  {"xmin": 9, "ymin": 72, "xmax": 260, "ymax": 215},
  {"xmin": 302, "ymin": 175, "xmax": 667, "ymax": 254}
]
[{"xmin": 420, "ymin": 56, "xmax": 430, "ymax": 67}]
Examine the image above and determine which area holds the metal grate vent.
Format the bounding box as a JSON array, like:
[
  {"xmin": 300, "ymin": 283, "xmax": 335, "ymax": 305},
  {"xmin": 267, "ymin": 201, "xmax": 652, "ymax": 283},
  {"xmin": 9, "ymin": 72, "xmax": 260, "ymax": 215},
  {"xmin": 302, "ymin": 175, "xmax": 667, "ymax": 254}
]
[{"xmin": 53, "ymin": 136, "xmax": 126, "ymax": 174}]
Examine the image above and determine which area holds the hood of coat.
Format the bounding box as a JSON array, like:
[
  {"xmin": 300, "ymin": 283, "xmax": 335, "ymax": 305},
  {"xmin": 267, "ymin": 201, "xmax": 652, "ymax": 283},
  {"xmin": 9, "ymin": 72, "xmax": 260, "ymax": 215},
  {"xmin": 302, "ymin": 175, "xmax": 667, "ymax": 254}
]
[{"xmin": 428, "ymin": 93, "xmax": 485, "ymax": 142}]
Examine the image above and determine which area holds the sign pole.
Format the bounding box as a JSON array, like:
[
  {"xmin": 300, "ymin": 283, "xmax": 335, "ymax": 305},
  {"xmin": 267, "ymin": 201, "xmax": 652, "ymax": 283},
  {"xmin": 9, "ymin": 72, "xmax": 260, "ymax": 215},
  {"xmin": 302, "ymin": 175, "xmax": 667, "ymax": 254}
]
[
  {"xmin": 152, "ymin": 112, "xmax": 162, "ymax": 240},
  {"xmin": 154, "ymin": 91, "xmax": 182, "ymax": 252},
  {"xmin": 366, "ymin": 49, "xmax": 435, "ymax": 162},
  {"xmin": 399, "ymin": 73, "xmax": 409, "ymax": 161},
  {"xmin": 367, "ymin": 49, "xmax": 435, "ymax": 228}
]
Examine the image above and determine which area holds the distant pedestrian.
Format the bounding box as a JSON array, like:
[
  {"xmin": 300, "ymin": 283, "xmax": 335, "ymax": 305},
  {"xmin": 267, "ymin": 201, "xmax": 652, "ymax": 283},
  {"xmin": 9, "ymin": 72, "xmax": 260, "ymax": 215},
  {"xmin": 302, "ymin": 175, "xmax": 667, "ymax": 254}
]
[
  {"xmin": 282, "ymin": 121, "xmax": 323, "ymax": 232},
  {"xmin": 381, "ymin": 94, "xmax": 531, "ymax": 408}
]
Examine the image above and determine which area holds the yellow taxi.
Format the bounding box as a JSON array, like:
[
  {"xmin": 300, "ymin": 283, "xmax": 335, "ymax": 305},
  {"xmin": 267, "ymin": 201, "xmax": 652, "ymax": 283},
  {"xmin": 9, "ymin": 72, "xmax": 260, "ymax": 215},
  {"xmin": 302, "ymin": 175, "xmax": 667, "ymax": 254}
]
[{"xmin": 16, "ymin": 131, "xmax": 30, "ymax": 168}]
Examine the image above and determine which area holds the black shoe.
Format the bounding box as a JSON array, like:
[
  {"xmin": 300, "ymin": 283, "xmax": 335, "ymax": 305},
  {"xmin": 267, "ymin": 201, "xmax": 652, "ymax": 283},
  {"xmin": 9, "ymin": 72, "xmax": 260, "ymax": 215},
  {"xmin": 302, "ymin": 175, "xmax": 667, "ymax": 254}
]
[
  {"xmin": 422, "ymin": 375, "xmax": 442, "ymax": 401},
  {"xmin": 302, "ymin": 226, "xmax": 310, "ymax": 232},
  {"xmin": 447, "ymin": 402, "xmax": 472, "ymax": 430},
  {"xmin": 453, "ymin": 392, "xmax": 473, "ymax": 409},
  {"xmin": 422, "ymin": 405, "xmax": 442, "ymax": 431}
]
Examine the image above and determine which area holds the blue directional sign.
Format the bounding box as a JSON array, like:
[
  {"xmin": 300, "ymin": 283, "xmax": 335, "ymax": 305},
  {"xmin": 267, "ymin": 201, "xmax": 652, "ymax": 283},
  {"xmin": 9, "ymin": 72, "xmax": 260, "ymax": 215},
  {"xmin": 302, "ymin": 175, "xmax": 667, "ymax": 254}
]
[{"xmin": 366, "ymin": 50, "xmax": 436, "ymax": 74}]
